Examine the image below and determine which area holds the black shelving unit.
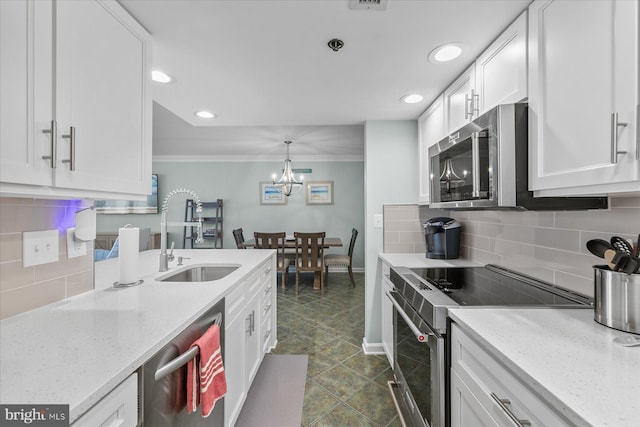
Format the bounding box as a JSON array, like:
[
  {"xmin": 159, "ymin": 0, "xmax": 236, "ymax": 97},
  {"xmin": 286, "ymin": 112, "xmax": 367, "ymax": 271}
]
[{"xmin": 182, "ymin": 199, "xmax": 223, "ymax": 249}]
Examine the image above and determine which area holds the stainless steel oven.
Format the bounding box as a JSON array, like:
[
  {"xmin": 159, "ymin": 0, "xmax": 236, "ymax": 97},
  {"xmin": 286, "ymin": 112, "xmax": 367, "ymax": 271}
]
[{"xmin": 387, "ymin": 265, "xmax": 593, "ymax": 427}]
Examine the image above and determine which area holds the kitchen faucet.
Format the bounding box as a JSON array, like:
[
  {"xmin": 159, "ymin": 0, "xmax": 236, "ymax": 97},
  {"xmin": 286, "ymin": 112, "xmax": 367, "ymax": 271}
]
[{"xmin": 159, "ymin": 188, "xmax": 204, "ymax": 272}]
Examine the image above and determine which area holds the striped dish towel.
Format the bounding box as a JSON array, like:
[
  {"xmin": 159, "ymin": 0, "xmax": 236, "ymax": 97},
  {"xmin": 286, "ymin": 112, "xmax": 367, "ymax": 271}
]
[{"xmin": 187, "ymin": 323, "xmax": 227, "ymax": 417}]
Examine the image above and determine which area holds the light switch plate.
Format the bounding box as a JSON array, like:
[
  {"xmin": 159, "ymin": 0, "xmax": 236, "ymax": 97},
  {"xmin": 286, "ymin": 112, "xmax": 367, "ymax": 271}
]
[
  {"xmin": 67, "ymin": 228, "xmax": 87, "ymax": 258},
  {"xmin": 23, "ymin": 230, "xmax": 59, "ymax": 267},
  {"xmin": 374, "ymin": 214, "xmax": 383, "ymax": 228}
]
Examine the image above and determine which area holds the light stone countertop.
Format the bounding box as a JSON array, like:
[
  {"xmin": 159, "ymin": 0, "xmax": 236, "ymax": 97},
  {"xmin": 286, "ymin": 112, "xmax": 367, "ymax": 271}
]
[
  {"xmin": 0, "ymin": 249, "xmax": 274, "ymax": 424},
  {"xmin": 449, "ymin": 308, "xmax": 640, "ymax": 427},
  {"xmin": 378, "ymin": 252, "xmax": 481, "ymax": 268}
]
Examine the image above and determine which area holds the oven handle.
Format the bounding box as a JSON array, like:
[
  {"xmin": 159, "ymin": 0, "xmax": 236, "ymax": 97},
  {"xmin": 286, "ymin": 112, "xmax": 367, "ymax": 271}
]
[{"xmin": 386, "ymin": 291, "xmax": 434, "ymax": 343}]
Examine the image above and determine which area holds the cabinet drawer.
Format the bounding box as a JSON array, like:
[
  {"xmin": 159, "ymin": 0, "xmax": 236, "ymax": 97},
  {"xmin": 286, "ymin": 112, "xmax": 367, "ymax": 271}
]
[
  {"xmin": 261, "ymin": 314, "xmax": 273, "ymax": 353},
  {"xmin": 451, "ymin": 324, "xmax": 572, "ymax": 427},
  {"xmin": 73, "ymin": 373, "xmax": 138, "ymax": 427}
]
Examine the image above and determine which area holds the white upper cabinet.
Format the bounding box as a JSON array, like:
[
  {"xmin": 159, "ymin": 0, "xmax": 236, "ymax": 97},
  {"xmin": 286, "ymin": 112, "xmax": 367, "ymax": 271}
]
[
  {"xmin": 475, "ymin": 11, "xmax": 527, "ymax": 114},
  {"xmin": 418, "ymin": 95, "xmax": 445, "ymax": 204},
  {"xmin": 0, "ymin": 0, "xmax": 54, "ymax": 187},
  {"xmin": 0, "ymin": 0, "xmax": 152, "ymax": 199},
  {"xmin": 443, "ymin": 64, "xmax": 476, "ymax": 133},
  {"xmin": 528, "ymin": 0, "xmax": 640, "ymax": 196}
]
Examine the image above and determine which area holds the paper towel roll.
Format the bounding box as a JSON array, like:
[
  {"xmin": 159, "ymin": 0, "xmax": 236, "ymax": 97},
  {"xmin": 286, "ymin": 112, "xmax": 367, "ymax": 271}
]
[{"xmin": 119, "ymin": 225, "xmax": 140, "ymax": 285}]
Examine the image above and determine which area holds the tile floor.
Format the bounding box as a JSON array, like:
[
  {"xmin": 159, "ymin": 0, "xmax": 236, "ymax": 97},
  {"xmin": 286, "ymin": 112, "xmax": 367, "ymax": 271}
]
[{"xmin": 271, "ymin": 271, "xmax": 402, "ymax": 427}]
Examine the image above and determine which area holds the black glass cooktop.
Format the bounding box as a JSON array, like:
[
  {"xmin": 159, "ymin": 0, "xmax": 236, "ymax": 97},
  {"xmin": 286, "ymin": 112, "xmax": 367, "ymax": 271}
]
[{"xmin": 409, "ymin": 266, "xmax": 592, "ymax": 307}]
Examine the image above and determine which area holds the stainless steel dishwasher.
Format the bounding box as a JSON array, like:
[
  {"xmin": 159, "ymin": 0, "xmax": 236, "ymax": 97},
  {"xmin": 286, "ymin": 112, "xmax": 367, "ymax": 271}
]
[{"xmin": 142, "ymin": 299, "xmax": 225, "ymax": 426}]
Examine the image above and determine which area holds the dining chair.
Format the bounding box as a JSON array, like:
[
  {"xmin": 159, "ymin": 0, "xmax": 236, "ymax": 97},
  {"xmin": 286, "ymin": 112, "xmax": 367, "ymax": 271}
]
[
  {"xmin": 294, "ymin": 232, "xmax": 326, "ymax": 295},
  {"xmin": 324, "ymin": 228, "xmax": 358, "ymax": 287},
  {"xmin": 233, "ymin": 228, "xmax": 246, "ymax": 249},
  {"xmin": 254, "ymin": 232, "xmax": 290, "ymax": 290}
]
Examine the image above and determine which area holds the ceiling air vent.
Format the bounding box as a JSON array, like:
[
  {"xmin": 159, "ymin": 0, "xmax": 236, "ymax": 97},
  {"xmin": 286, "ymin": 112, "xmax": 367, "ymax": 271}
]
[{"xmin": 349, "ymin": 0, "xmax": 388, "ymax": 11}]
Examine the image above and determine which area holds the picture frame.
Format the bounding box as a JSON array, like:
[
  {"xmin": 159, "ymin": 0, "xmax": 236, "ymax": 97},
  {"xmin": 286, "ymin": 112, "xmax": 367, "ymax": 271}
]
[
  {"xmin": 260, "ymin": 182, "xmax": 288, "ymax": 205},
  {"xmin": 95, "ymin": 174, "xmax": 159, "ymax": 214},
  {"xmin": 306, "ymin": 181, "xmax": 334, "ymax": 205}
]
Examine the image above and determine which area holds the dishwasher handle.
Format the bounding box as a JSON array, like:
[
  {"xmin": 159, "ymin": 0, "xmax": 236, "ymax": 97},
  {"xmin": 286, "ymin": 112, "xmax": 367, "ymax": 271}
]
[{"xmin": 154, "ymin": 312, "xmax": 222, "ymax": 381}]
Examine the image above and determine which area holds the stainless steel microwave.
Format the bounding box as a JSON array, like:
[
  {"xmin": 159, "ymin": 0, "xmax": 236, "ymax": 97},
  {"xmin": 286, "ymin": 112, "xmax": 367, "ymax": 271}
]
[{"xmin": 427, "ymin": 103, "xmax": 607, "ymax": 210}]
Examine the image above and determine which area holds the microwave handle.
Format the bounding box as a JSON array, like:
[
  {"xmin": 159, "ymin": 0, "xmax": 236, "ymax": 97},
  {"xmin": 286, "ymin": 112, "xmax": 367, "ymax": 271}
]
[{"xmin": 471, "ymin": 131, "xmax": 482, "ymax": 198}]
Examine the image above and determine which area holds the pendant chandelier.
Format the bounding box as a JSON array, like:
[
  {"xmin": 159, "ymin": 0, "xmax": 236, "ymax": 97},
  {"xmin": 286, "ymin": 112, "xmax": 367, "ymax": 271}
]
[
  {"xmin": 272, "ymin": 140, "xmax": 304, "ymax": 196},
  {"xmin": 439, "ymin": 158, "xmax": 466, "ymax": 192}
]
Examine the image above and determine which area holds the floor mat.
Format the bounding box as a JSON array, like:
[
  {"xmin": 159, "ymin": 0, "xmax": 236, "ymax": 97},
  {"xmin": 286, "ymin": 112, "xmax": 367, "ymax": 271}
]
[{"xmin": 234, "ymin": 354, "xmax": 308, "ymax": 427}]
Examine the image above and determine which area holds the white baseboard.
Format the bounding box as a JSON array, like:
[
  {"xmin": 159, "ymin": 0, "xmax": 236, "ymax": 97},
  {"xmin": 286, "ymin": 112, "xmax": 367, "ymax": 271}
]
[{"xmin": 361, "ymin": 337, "xmax": 384, "ymax": 355}]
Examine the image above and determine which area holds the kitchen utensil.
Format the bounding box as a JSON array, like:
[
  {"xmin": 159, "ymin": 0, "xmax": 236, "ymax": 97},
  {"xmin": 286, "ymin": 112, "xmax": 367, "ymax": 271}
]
[
  {"xmin": 613, "ymin": 336, "xmax": 640, "ymax": 347},
  {"xmin": 586, "ymin": 239, "xmax": 614, "ymax": 258},
  {"xmin": 603, "ymin": 249, "xmax": 640, "ymax": 274},
  {"xmin": 611, "ymin": 236, "xmax": 633, "ymax": 255},
  {"xmin": 594, "ymin": 266, "xmax": 640, "ymax": 334}
]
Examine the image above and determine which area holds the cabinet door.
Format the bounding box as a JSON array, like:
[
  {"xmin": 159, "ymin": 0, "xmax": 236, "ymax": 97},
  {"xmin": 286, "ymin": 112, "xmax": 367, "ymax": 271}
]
[
  {"xmin": 224, "ymin": 312, "xmax": 246, "ymax": 427},
  {"xmin": 245, "ymin": 292, "xmax": 262, "ymax": 386},
  {"xmin": 418, "ymin": 95, "xmax": 445, "ymax": 205},
  {"xmin": 381, "ymin": 275, "xmax": 394, "ymax": 367},
  {"xmin": 450, "ymin": 370, "xmax": 499, "ymax": 427},
  {"xmin": 444, "ymin": 64, "xmax": 476, "ymax": 134},
  {"xmin": 475, "ymin": 11, "xmax": 527, "ymax": 114},
  {"xmin": 54, "ymin": 0, "xmax": 152, "ymax": 196},
  {"xmin": 529, "ymin": 0, "xmax": 639, "ymax": 195},
  {"xmin": 0, "ymin": 0, "xmax": 53, "ymax": 186}
]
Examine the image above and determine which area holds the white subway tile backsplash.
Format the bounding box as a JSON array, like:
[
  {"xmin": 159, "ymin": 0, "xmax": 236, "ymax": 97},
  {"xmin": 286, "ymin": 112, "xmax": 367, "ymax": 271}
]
[
  {"xmin": 386, "ymin": 197, "xmax": 640, "ymax": 298},
  {"xmin": 0, "ymin": 197, "xmax": 94, "ymax": 319}
]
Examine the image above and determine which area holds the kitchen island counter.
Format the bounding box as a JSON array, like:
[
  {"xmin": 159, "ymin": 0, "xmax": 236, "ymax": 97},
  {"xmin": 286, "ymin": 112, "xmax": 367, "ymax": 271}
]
[
  {"xmin": 0, "ymin": 249, "xmax": 274, "ymax": 424},
  {"xmin": 449, "ymin": 307, "xmax": 640, "ymax": 427}
]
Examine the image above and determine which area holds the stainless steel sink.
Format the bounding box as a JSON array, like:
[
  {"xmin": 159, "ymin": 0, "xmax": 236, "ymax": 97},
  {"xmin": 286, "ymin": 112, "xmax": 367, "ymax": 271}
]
[{"xmin": 157, "ymin": 265, "xmax": 239, "ymax": 282}]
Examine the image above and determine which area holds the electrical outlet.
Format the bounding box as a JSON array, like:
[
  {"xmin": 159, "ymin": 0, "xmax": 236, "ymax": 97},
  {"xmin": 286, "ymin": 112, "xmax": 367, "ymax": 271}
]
[
  {"xmin": 23, "ymin": 230, "xmax": 59, "ymax": 267},
  {"xmin": 374, "ymin": 214, "xmax": 383, "ymax": 229},
  {"xmin": 67, "ymin": 228, "xmax": 87, "ymax": 258}
]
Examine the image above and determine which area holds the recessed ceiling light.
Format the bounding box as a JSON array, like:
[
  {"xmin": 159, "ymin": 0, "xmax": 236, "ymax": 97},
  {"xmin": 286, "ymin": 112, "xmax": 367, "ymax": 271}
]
[
  {"xmin": 151, "ymin": 70, "xmax": 173, "ymax": 83},
  {"xmin": 195, "ymin": 111, "xmax": 216, "ymax": 119},
  {"xmin": 401, "ymin": 94, "xmax": 424, "ymax": 104},
  {"xmin": 428, "ymin": 43, "xmax": 462, "ymax": 63}
]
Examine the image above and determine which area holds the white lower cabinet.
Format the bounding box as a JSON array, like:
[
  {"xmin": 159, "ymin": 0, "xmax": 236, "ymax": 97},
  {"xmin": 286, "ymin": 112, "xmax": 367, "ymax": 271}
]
[
  {"xmin": 72, "ymin": 373, "xmax": 138, "ymax": 427},
  {"xmin": 381, "ymin": 263, "xmax": 394, "ymax": 367},
  {"xmin": 450, "ymin": 323, "xmax": 573, "ymax": 427},
  {"xmin": 224, "ymin": 257, "xmax": 276, "ymax": 427}
]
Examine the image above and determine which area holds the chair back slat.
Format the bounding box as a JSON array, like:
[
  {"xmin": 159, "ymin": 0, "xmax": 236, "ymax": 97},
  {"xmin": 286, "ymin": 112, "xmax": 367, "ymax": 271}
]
[
  {"xmin": 294, "ymin": 232, "xmax": 325, "ymax": 270},
  {"xmin": 347, "ymin": 228, "xmax": 358, "ymax": 258},
  {"xmin": 233, "ymin": 228, "xmax": 246, "ymax": 249}
]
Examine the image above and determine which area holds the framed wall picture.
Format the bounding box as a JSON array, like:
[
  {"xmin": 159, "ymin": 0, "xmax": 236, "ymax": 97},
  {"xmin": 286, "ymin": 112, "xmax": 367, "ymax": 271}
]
[
  {"xmin": 260, "ymin": 182, "xmax": 287, "ymax": 205},
  {"xmin": 306, "ymin": 181, "xmax": 334, "ymax": 205}
]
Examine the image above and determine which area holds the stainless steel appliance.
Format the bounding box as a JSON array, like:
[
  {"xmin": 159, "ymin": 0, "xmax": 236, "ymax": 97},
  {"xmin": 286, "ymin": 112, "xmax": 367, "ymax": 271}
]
[
  {"xmin": 387, "ymin": 265, "xmax": 593, "ymax": 427},
  {"xmin": 428, "ymin": 103, "xmax": 607, "ymax": 210},
  {"xmin": 424, "ymin": 217, "xmax": 461, "ymax": 259},
  {"xmin": 594, "ymin": 265, "xmax": 640, "ymax": 335},
  {"xmin": 142, "ymin": 300, "xmax": 225, "ymax": 426}
]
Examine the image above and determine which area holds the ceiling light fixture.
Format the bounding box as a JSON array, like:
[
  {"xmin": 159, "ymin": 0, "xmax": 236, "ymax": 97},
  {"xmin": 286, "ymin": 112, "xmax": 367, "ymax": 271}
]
[
  {"xmin": 151, "ymin": 70, "xmax": 173, "ymax": 83},
  {"xmin": 401, "ymin": 94, "xmax": 424, "ymax": 104},
  {"xmin": 328, "ymin": 38, "xmax": 344, "ymax": 52},
  {"xmin": 195, "ymin": 111, "xmax": 216, "ymax": 119},
  {"xmin": 272, "ymin": 141, "xmax": 304, "ymax": 197},
  {"xmin": 428, "ymin": 43, "xmax": 462, "ymax": 63}
]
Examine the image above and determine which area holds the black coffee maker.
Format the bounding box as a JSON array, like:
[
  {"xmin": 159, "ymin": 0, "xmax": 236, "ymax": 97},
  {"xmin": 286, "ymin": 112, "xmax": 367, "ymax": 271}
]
[{"xmin": 424, "ymin": 217, "xmax": 461, "ymax": 259}]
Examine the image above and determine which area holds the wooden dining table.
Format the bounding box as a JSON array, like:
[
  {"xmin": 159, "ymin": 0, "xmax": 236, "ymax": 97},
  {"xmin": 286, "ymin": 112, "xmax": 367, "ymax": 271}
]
[{"xmin": 241, "ymin": 237, "xmax": 343, "ymax": 290}]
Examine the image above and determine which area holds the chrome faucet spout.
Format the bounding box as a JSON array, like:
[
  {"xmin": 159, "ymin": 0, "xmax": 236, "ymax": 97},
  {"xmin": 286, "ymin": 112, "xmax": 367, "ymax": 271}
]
[{"xmin": 159, "ymin": 188, "xmax": 204, "ymax": 272}]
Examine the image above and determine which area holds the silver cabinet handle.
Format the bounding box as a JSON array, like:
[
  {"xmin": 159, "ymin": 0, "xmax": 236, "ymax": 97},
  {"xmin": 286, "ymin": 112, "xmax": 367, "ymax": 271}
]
[
  {"xmin": 472, "ymin": 90, "xmax": 479, "ymax": 117},
  {"xmin": 264, "ymin": 329, "xmax": 271, "ymax": 341},
  {"xmin": 246, "ymin": 314, "xmax": 252, "ymax": 336},
  {"xmin": 263, "ymin": 303, "xmax": 272, "ymax": 316},
  {"xmin": 464, "ymin": 93, "xmax": 473, "ymax": 119},
  {"xmin": 264, "ymin": 267, "xmax": 272, "ymax": 276},
  {"xmin": 41, "ymin": 120, "xmax": 57, "ymax": 168},
  {"xmin": 61, "ymin": 126, "xmax": 76, "ymax": 171},
  {"xmin": 490, "ymin": 393, "xmax": 531, "ymax": 427},
  {"xmin": 611, "ymin": 112, "xmax": 628, "ymax": 164},
  {"xmin": 263, "ymin": 285, "xmax": 272, "ymax": 295},
  {"xmin": 636, "ymin": 104, "xmax": 640, "ymax": 160}
]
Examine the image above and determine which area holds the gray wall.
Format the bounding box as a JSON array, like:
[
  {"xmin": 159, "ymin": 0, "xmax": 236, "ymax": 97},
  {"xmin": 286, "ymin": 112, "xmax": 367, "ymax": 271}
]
[
  {"xmin": 97, "ymin": 160, "xmax": 365, "ymax": 269},
  {"xmin": 364, "ymin": 120, "xmax": 418, "ymax": 352}
]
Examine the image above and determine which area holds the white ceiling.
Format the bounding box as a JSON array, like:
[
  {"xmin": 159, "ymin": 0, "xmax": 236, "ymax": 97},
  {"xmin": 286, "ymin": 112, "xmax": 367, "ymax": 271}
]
[{"xmin": 119, "ymin": 0, "xmax": 530, "ymax": 159}]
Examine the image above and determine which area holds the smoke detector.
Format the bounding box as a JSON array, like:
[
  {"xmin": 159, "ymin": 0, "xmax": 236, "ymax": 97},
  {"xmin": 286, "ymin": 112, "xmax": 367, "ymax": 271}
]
[{"xmin": 349, "ymin": 0, "xmax": 388, "ymax": 11}]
